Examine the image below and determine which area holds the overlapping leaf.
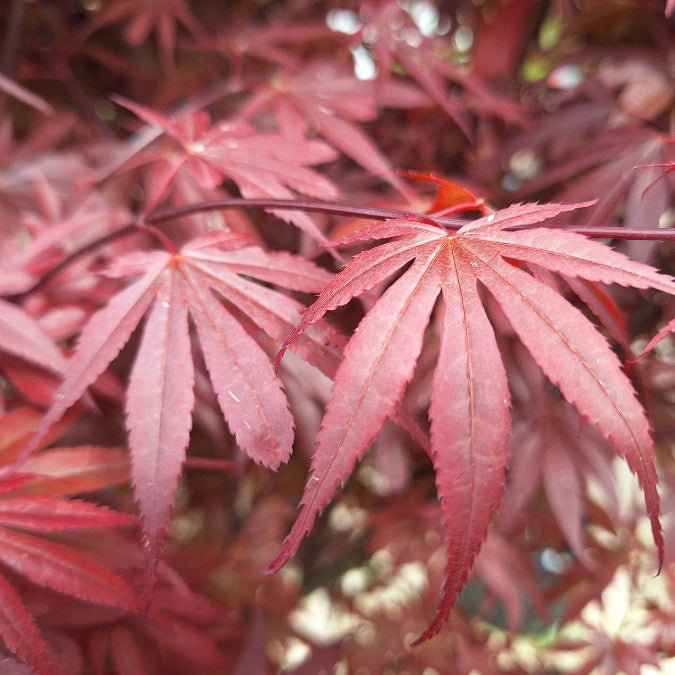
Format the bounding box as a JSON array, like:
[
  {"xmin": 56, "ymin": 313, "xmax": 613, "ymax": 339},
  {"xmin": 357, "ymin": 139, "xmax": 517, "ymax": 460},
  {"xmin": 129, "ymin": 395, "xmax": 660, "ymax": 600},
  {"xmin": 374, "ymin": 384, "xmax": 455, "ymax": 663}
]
[
  {"xmin": 0, "ymin": 299, "xmax": 67, "ymax": 377},
  {"xmin": 354, "ymin": 0, "xmax": 524, "ymax": 133},
  {"xmin": 25, "ymin": 231, "xmax": 345, "ymax": 582},
  {"xmin": 268, "ymin": 201, "xmax": 675, "ymax": 643},
  {"xmin": 237, "ymin": 60, "xmax": 432, "ymax": 200},
  {"xmin": 115, "ymin": 98, "xmax": 340, "ymax": 241},
  {"xmin": 502, "ymin": 397, "xmax": 620, "ymax": 565},
  {"xmin": 0, "ymin": 407, "xmax": 141, "ymax": 675},
  {"xmin": 37, "ymin": 555, "xmax": 234, "ymax": 675},
  {"xmin": 82, "ymin": 0, "xmax": 207, "ymax": 72}
]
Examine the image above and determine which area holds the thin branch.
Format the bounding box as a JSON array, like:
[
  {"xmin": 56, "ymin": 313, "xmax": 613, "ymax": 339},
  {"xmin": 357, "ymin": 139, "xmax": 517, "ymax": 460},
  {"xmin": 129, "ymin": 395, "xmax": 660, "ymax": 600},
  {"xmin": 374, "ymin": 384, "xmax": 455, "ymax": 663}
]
[
  {"xmin": 6, "ymin": 223, "xmax": 173, "ymax": 302},
  {"xmin": 184, "ymin": 457, "xmax": 234, "ymax": 470},
  {"xmin": 143, "ymin": 197, "xmax": 432, "ymax": 227},
  {"xmin": 95, "ymin": 76, "xmax": 254, "ymax": 183},
  {"xmin": 145, "ymin": 197, "xmax": 675, "ymax": 241},
  {"xmin": 7, "ymin": 198, "xmax": 675, "ymax": 302},
  {"xmin": 52, "ymin": 56, "xmax": 114, "ymax": 140}
]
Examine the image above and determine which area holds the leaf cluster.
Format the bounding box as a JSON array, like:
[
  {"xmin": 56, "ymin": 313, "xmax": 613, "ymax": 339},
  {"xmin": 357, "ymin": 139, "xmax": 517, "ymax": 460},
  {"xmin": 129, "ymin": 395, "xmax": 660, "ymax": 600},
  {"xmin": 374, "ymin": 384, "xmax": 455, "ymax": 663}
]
[{"xmin": 0, "ymin": 0, "xmax": 673, "ymax": 673}]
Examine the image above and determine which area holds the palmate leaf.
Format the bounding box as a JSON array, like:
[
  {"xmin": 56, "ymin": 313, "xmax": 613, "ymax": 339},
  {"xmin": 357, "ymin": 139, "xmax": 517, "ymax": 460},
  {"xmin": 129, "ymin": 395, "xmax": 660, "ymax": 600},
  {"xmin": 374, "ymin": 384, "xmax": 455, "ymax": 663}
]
[
  {"xmin": 0, "ymin": 416, "xmax": 142, "ymax": 675},
  {"xmin": 502, "ymin": 387, "xmax": 620, "ymax": 567},
  {"xmin": 355, "ymin": 0, "xmax": 523, "ymax": 133},
  {"xmin": 268, "ymin": 201, "xmax": 675, "ymax": 643},
  {"xmin": 29, "ymin": 524, "xmax": 235, "ymax": 673},
  {"xmin": 23, "ymin": 231, "xmax": 342, "ymax": 581},
  {"xmin": 237, "ymin": 60, "xmax": 432, "ymax": 200},
  {"xmin": 81, "ymin": 0, "xmax": 207, "ymax": 72},
  {"xmin": 114, "ymin": 98, "xmax": 340, "ymax": 242},
  {"xmin": 0, "ymin": 496, "xmax": 142, "ymax": 672},
  {"xmin": 0, "ymin": 528, "xmax": 140, "ymax": 612},
  {"xmin": 0, "ymin": 406, "xmax": 130, "ymax": 499}
]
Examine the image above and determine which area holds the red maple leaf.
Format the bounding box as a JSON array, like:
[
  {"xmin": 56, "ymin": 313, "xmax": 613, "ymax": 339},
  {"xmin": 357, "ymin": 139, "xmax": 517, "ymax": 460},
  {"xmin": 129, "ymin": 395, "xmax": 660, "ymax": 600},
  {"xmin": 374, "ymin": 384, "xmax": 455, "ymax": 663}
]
[
  {"xmin": 268, "ymin": 200, "xmax": 675, "ymax": 643},
  {"xmin": 36, "ymin": 550, "xmax": 235, "ymax": 674},
  {"xmin": 0, "ymin": 406, "xmax": 130, "ymax": 499},
  {"xmin": 0, "ymin": 407, "xmax": 141, "ymax": 675},
  {"xmin": 203, "ymin": 20, "xmax": 344, "ymax": 75},
  {"xmin": 478, "ymin": 112, "xmax": 672, "ymax": 263},
  {"xmin": 21, "ymin": 230, "xmax": 345, "ymax": 585},
  {"xmin": 497, "ymin": 341, "xmax": 623, "ymax": 564},
  {"xmin": 472, "ymin": 533, "xmax": 550, "ymax": 632},
  {"xmin": 114, "ymin": 97, "xmax": 340, "ymax": 242},
  {"xmin": 352, "ymin": 0, "xmax": 523, "ymax": 134},
  {"xmin": 237, "ymin": 60, "xmax": 431, "ymax": 200},
  {"xmin": 81, "ymin": 0, "xmax": 207, "ymax": 72},
  {"xmin": 503, "ymin": 394, "xmax": 620, "ymax": 565},
  {"xmin": 0, "ymin": 300, "xmax": 66, "ymax": 382}
]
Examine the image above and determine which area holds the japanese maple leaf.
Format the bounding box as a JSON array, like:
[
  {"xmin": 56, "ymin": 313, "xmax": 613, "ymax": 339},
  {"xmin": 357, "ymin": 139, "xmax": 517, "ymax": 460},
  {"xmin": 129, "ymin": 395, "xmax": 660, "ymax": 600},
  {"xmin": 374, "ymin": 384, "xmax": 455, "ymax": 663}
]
[
  {"xmin": 237, "ymin": 60, "xmax": 432, "ymax": 200},
  {"xmin": 354, "ymin": 0, "xmax": 523, "ymax": 134},
  {"xmin": 502, "ymin": 398, "xmax": 620, "ymax": 566},
  {"xmin": 0, "ymin": 408, "xmax": 141, "ymax": 675},
  {"xmin": 0, "ymin": 406, "xmax": 130, "ymax": 499},
  {"xmin": 0, "ymin": 119, "xmax": 89, "ymax": 220},
  {"xmin": 82, "ymin": 0, "xmax": 207, "ymax": 72},
  {"xmin": 3, "ymin": 177, "xmax": 127, "ymax": 286},
  {"xmin": 497, "ymin": 343, "xmax": 622, "ymax": 563},
  {"xmin": 551, "ymin": 132, "xmax": 672, "ymax": 264},
  {"xmin": 23, "ymin": 230, "xmax": 344, "ymax": 583},
  {"xmin": 480, "ymin": 113, "xmax": 672, "ymax": 262},
  {"xmin": 0, "ymin": 183, "xmax": 127, "ymax": 406},
  {"xmin": 268, "ymin": 201, "xmax": 675, "ymax": 644},
  {"xmin": 37, "ymin": 547, "xmax": 234, "ymax": 674},
  {"xmin": 115, "ymin": 98, "xmax": 340, "ymax": 241},
  {"xmin": 0, "ymin": 498, "xmax": 141, "ymax": 673},
  {"xmin": 472, "ymin": 533, "xmax": 549, "ymax": 633},
  {"xmin": 205, "ymin": 20, "xmax": 343, "ymax": 75}
]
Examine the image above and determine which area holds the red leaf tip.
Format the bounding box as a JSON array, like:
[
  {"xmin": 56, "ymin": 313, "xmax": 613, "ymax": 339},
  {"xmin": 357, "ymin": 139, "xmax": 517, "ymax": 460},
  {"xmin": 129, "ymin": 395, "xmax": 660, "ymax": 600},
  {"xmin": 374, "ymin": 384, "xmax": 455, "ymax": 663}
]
[
  {"xmin": 262, "ymin": 545, "xmax": 293, "ymax": 576},
  {"xmin": 409, "ymin": 616, "xmax": 446, "ymax": 647}
]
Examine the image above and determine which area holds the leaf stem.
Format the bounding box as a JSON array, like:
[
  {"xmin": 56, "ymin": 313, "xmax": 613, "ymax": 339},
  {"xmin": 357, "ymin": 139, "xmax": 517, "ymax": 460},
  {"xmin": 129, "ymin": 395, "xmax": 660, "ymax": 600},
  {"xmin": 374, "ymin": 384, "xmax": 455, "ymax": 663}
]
[
  {"xmin": 143, "ymin": 197, "xmax": 429, "ymax": 227},
  {"xmin": 6, "ymin": 223, "xmax": 174, "ymax": 302},
  {"xmin": 141, "ymin": 224, "xmax": 178, "ymax": 255}
]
